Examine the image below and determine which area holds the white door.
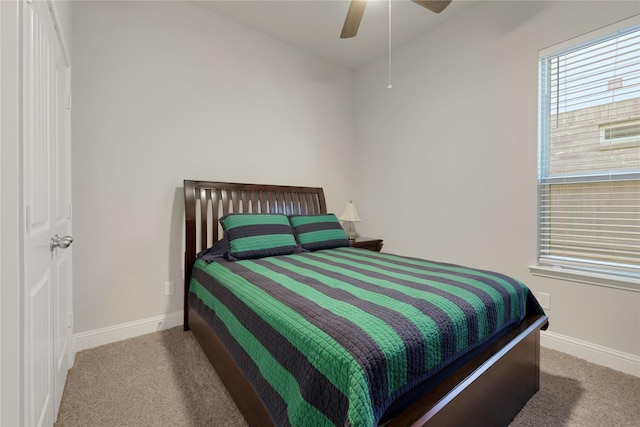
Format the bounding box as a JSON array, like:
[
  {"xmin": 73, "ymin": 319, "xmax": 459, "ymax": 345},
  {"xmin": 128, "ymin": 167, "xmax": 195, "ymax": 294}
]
[{"xmin": 22, "ymin": 1, "xmax": 73, "ymax": 425}]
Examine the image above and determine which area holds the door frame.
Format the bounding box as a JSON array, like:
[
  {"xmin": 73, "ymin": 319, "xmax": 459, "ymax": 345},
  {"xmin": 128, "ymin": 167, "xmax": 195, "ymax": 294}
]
[{"xmin": 1, "ymin": 0, "xmax": 25, "ymax": 425}]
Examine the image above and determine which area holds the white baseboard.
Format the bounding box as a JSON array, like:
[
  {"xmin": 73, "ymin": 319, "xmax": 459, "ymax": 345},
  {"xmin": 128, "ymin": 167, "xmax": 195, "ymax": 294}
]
[
  {"xmin": 73, "ymin": 311, "xmax": 184, "ymax": 353},
  {"xmin": 541, "ymin": 330, "xmax": 640, "ymax": 377},
  {"xmin": 71, "ymin": 313, "xmax": 639, "ymax": 379}
]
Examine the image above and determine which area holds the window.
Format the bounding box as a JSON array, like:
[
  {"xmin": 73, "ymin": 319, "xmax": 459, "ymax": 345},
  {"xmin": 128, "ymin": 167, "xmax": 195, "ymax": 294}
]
[
  {"xmin": 535, "ymin": 18, "xmax": 640, "ymax": 287},
  {"xmin": 599, "ymin": 119, "xmax": 640, "ymax": 148}
]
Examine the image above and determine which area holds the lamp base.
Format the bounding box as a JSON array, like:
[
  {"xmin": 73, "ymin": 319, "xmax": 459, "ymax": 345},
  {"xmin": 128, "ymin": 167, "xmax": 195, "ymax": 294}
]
[{"xmin": 346, "ymin": 225, "xmax": 358, "ymax": 240}]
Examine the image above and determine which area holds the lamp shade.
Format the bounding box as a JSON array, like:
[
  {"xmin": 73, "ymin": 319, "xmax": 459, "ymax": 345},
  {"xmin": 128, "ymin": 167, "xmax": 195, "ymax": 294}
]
[{"xmin": 339, "ymin": 201, "xmax": 361, "ymax": 222}]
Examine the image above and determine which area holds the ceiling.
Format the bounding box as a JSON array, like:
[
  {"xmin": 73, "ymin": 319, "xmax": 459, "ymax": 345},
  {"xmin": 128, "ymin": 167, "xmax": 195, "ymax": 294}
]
[{"xmin": 192, "ymin": 0, "xmax": 477, "ymax": 69}]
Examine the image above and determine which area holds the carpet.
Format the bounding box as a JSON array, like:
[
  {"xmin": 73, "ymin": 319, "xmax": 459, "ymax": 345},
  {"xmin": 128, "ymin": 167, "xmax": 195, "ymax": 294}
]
[{"xmin": 54, "ymin": 327, "xmax": 640, "ymax": 426}]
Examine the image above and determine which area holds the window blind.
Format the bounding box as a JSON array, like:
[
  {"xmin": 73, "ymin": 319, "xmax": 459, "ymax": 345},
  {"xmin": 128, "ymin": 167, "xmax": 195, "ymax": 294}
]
[{"xmin": 538, "ymin": 21, "xmax": 640, "ymax": 281}]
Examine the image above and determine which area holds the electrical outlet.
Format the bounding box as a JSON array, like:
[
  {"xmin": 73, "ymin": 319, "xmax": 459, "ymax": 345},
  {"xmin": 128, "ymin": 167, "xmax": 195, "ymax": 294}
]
[
  {"xmin": 538, "ymin": 292, "xmax": 550, "ymax": 310},
  {"xmin": 164, "ymin": 281, "xmax": 175, "ymax": 297}
]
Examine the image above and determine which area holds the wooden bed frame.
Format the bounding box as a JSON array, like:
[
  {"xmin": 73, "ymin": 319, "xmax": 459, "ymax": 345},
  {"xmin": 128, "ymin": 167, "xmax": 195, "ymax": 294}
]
[{"xmin": 183, "ymin": 180, "xmax": 548, "ymax": 426}]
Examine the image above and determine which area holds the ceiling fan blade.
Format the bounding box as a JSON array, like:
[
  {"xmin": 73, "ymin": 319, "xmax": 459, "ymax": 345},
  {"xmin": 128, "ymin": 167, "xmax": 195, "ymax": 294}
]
[
  {"xmin": 340, "ymin": 0, "xmax": 367, "ymax": 39},
  {"xmin": 411, "ymin": 0, "xmax": 452, "ymax": 14}
]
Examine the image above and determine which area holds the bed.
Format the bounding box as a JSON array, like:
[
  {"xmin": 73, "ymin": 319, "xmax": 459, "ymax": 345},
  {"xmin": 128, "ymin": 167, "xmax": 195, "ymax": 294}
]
[{"xmin": 183, "ymin": 180, "xmax": 548, "ymax": 427}]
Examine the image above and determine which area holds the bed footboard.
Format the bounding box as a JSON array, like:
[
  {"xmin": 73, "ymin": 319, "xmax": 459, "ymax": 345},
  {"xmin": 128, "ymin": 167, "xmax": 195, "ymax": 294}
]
[
  {"xmin": 388, "ymin": 314, "xmax": 547, "ymax": 426},
  {"xmin": 188, "ymin": 303, "xmax": 546, "ymax": 427}
]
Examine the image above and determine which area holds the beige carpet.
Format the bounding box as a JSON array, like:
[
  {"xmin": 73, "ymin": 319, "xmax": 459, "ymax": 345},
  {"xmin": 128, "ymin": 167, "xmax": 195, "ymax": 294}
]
[{"xmin": 55, "ymin": 327, "xmax": 640, "ymax": 427}]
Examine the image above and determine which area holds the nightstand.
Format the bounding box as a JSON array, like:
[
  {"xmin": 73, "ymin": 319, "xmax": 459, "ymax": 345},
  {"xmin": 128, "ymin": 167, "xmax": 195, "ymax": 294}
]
[{"xmin": 350, "ymin": 237, "xmax": 383, "ymax": 252}]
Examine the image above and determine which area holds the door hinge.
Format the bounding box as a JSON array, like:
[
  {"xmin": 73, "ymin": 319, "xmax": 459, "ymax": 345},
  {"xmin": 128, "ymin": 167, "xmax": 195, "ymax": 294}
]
[
  {"xmin": 25, "ymin": 205, "xmax": 31, "ymax": 234},
  {"xmin": 68, "ymin": 312, "xmax": 74, "ymax": 328},
  {"xmin": 67, "ymin": 204, "xmax": 72, "ymax": 219},
  {"xmin": 66, "ymin": 94, "xmax": 72, "ymax": 110}
]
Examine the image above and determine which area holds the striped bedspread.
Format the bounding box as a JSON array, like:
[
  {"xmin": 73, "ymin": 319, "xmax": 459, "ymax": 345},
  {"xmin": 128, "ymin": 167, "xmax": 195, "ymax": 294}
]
[{"xmin": 188, "ymin": 247, "xmax": 544, "ymax": 427}]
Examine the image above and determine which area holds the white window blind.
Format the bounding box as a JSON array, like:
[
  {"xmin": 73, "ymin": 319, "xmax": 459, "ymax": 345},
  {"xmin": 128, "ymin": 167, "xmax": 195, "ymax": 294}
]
[{"xmin": 538, "ymin": 19, "xmax": 640, "ymax": 282}]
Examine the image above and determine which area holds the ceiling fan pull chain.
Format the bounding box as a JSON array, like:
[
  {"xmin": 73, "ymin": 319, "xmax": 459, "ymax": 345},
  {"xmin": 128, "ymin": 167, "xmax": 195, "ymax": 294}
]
[{"xmin": 388, "ymin": 0, "xmax": 393, "ymax": 89}]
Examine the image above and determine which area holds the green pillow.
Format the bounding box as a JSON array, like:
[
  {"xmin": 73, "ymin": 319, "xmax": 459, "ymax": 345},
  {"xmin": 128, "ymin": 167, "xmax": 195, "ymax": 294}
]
[
  {"xmin": 288, "ymin": 214, "xmax": 350, "ymax": 251},
  {"xmin": 220, "ymin": 214, "xmax": 300, "ymax": 260}
]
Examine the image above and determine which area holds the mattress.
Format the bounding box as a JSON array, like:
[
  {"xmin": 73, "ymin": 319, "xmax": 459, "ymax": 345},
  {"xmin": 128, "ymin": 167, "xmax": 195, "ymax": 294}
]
[{"xmin": 188, "ymin": 247, "xmax": 545, "ymax": 427}]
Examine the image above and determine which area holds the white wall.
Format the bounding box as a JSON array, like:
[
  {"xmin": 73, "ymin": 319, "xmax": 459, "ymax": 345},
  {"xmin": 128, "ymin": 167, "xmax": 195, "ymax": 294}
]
[
  {"xmin": 72, "ymin": 1, "xmax": 354, "ymax": 334},
  {"xmin": 72, "ymin": 0, "xmax": 638, "ymax": 375},
  {"xmin": 354, "ymin": 1, "xmax": 639, "ymax": 373}
]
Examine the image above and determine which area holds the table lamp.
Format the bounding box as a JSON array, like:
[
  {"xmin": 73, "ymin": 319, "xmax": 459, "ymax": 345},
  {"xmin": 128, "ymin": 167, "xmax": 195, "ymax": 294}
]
[{"xmin": 339, "ymin": 201, "xmax": 361, "ymax": 241}]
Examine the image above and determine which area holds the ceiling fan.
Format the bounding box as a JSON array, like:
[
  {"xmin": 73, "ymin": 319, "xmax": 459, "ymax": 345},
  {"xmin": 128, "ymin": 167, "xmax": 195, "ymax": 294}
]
[{"xmin": 340, "ymin": 0, "xmax": 452, "ymax": 38}]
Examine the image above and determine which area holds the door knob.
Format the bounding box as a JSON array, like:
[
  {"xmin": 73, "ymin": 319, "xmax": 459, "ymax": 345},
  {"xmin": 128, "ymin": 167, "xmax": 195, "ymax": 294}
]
[{"xmin": 50, "ymin": 234, "xmax": 73, "ymax": 251}]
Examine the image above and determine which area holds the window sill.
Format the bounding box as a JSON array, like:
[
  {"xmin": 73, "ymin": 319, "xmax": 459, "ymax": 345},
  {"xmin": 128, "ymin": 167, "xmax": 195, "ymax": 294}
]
[
  {"xmin": 529, "ymin": 265, "xmax": 639, "ymax": 293},
  {"xmin": 597, "ymin": 140, "xmax": 640, "ymax": 151}
]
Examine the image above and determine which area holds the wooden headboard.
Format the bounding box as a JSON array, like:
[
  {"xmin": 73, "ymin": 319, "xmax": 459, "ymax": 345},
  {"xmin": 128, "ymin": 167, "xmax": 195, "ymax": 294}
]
[{"xmin": 183, "ymin": 180, "xmax": 327, "ymax": 328}]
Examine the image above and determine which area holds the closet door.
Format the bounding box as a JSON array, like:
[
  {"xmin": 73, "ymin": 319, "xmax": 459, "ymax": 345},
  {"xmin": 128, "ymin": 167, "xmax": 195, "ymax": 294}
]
[{"xmin": 22, "ymin": 1, "xmax": 73, "ymax": 425}]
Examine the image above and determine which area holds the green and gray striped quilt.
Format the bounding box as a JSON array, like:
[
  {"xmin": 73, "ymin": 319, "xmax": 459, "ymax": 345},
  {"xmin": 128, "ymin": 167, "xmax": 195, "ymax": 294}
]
[{"xmin": 188, "ymin": 247, "xmax": 544, "ymax": 427}]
